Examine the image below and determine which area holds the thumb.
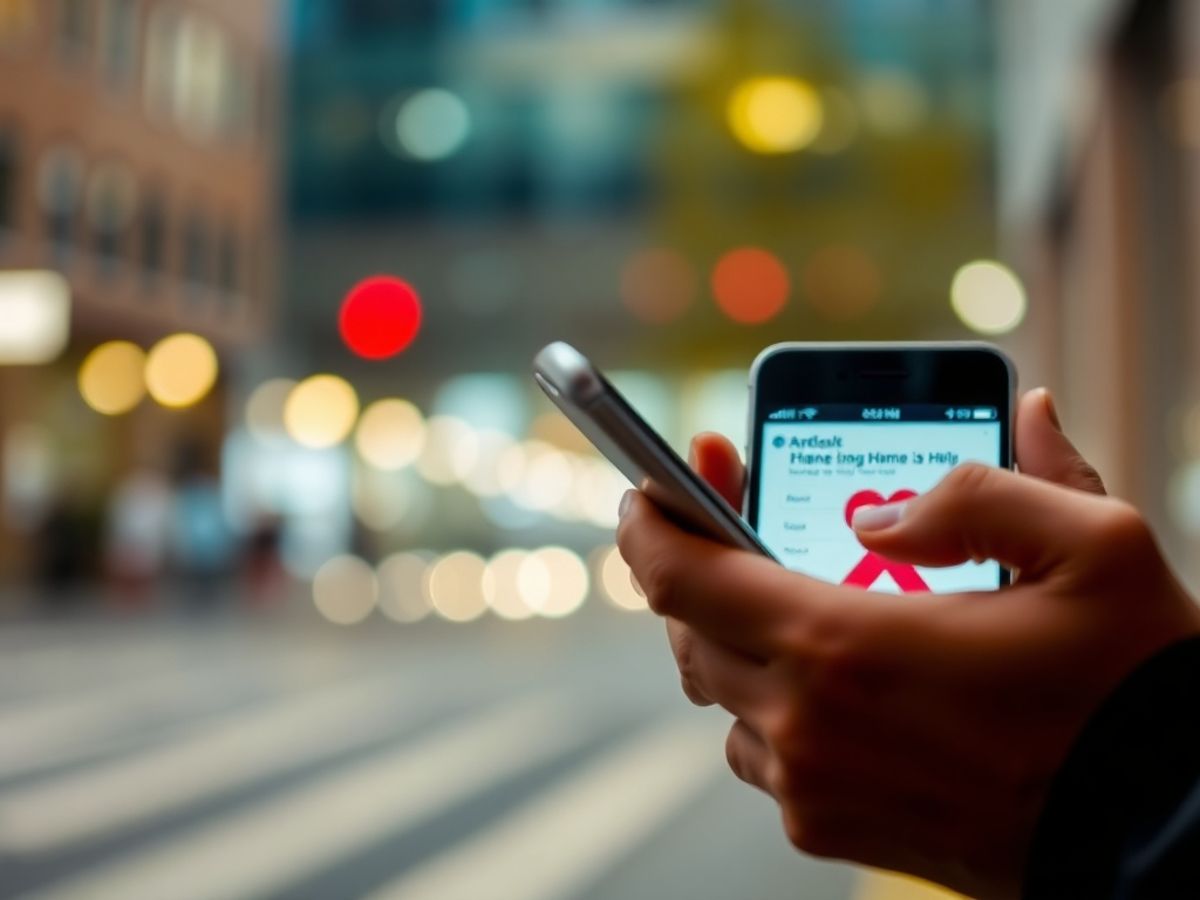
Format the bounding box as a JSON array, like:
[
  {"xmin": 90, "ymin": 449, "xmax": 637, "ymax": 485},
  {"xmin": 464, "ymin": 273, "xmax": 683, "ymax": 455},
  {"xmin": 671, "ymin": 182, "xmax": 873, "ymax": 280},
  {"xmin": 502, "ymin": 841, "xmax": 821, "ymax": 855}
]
[
  {"xmin": 688, "ymin": 432, "xmax": 745, "ymax": 510},
  {"xmin": 851, "ymin": 463, "xmax": 1102, "ymax": 578},
  {"xmin": 1016, "ymin": 388, "xmax": 1106, "ymax": 495}
]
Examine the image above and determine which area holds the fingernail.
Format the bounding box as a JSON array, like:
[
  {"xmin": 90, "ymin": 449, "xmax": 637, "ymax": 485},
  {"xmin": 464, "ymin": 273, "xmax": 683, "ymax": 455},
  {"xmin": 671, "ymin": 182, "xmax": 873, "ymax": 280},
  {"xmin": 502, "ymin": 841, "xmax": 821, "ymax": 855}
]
[
  {"xmin": 630, "ymin": 573, "xmax": 644, "ymax": 597},
  {"xmin": 1042, "ymin": 388, "xmax": 1062, "ymax": 432},
  {"xmin": 852, "ymin": 501, "xmax": 907, "ymax": 531},
  {"xmin": 619, "ymin": 490, "xmax": 635, "ymax": 519},
  {"xmin": 687, "ymin": 438, "xmax": 698, "ymax": 470}
]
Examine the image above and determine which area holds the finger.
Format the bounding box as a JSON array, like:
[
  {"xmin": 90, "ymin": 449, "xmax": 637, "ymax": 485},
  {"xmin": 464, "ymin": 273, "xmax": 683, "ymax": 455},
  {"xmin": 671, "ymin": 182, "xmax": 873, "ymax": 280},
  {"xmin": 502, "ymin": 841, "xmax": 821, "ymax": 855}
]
[
  {"xmin": 851, "ymin": 463, "xmax": 1110, "ymax": 578},
  {"xmin": 666, "ymin": 618, "xmax": 775, "ymax": 719},
  {"xmin": 666, "ymin": 618, "xmax": 714, "ymax": 706},
  {"xmin": 1015, "ymin": 388, "xmax": 1105, "ymax": 495},
  {"xmin": 618, "ymin": 491, "xmax": 837, "ymax": 656},
  {"xmin": 688, "ymin": 432, "xmax": 745, "ymax": 510},
  {"xmin": 726, "ymin": 718, "xmax": 773, "ymax": 796}
]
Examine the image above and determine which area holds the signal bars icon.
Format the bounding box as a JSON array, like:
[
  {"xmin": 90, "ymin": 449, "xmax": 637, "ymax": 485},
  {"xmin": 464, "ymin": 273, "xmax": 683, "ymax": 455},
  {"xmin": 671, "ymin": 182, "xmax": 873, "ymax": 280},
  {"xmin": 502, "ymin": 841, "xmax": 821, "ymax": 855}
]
[{"xmin": 768, "ymin": 408, "xmax": 818, "ymax": 421}]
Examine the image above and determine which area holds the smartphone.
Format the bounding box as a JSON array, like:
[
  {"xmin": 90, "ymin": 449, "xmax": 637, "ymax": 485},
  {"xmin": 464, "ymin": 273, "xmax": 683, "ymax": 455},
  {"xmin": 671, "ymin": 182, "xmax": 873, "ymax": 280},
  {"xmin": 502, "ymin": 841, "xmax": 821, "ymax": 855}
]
[
  {"xmin": 747, "ymin": 343, "xmax": 1015, "ymax": 591},
  {"xmin": 533, "ymin": 342, "xmax": 775, "ymax": 559}
]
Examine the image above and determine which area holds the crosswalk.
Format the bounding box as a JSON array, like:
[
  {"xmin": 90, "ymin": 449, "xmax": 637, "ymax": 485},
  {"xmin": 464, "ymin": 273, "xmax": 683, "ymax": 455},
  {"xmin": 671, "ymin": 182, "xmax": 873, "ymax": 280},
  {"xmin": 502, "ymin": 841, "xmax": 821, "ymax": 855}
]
[{"xmin": 0, "ymin": 614, "xmax": 948, "ymax": 900}]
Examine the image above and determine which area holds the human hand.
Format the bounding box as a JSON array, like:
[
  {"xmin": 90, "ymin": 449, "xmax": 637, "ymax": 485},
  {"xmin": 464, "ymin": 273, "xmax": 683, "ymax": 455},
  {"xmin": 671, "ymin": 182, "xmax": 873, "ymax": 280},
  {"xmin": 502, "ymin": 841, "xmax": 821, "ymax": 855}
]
[{"xmin": 615, "ymin": 389, "xmax": 1200, "ymax": 899}]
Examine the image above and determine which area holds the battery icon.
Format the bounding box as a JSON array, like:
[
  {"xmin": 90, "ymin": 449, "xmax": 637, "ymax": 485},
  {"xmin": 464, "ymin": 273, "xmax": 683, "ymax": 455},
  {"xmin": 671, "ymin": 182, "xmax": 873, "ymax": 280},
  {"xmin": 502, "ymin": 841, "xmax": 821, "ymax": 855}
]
[{"xmin": 972, "ymin": 407, "xmax": 997, "ymax": 420}]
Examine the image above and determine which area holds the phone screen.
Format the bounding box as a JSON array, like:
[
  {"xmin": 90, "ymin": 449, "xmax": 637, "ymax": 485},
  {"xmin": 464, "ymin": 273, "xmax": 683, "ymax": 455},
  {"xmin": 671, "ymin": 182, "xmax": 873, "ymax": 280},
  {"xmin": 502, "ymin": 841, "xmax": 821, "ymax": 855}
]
[{"xmin": 752, "ymin": 400, "xmax": 1006, "ymax": 592}]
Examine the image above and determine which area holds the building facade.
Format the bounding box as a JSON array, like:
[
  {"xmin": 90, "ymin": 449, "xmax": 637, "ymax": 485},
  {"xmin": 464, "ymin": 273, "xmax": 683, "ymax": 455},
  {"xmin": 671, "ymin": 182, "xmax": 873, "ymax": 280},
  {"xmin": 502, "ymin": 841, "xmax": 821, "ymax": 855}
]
[
  {"xmin": 0, "ymin": 0, "xmax": 279, "ymax": 582},
  {"xmin": 999, "ymin": 0, "xmax": 1200, "ymax": 587}
]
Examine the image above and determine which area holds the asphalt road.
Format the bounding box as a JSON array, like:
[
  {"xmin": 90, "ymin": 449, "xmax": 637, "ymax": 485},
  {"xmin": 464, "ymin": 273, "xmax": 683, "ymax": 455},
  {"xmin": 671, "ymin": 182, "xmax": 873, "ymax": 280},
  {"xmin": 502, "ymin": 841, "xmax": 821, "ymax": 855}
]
[{"xmin": 0, "ymin": 603, "xmax": 951, "ymax": 900}]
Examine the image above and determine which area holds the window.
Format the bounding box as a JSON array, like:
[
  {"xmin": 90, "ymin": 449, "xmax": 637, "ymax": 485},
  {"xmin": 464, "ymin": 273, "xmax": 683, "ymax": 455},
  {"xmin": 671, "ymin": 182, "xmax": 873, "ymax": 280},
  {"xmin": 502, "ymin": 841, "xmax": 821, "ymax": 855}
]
[
  {"xmin": 57, "ymin": 0, "xmax": 91, "ymax": 60},
  {"xmin": 182, "ymin": 210, "xmax": 211, "ymax": 289},
  {"xmin": 173, "ymin": 14, "xmax": 231, "ymax": 139},
  {"xmin": 97, "ymin": 0, "xmax": 140, "ymax": 86},
  {"xmin": 86, "ymin": 162, "xmax": 138, "ymax": 275},
  {"xmin": 0, "ymin": 126, "xmax": 16, "ymax": 232},
  {"xmin": 140, "ymin": 187, "xmax": 166, "ymax": 280},
  {"xmin": 144, "ymin": 6, "xmax": 181, "ymax": 119},
  {"xmin": 36, "ymin": 145, "xmax": 85, "ymax": 256},
  {"xmin": 217, "ymin": 222, "xmax": 239, "ymax": 296}
]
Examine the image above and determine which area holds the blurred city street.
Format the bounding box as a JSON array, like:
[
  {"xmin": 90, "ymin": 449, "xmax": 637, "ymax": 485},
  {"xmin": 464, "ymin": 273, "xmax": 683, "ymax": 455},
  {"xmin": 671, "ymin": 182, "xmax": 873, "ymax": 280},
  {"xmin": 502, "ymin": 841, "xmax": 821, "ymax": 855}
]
[
  {"xmin": 0, "ymin": 601, "xmax": 873, "ymax": 900},
  {"xmin": 3, "ymin": 0, "xmax": 1199, "ymax": 897}
]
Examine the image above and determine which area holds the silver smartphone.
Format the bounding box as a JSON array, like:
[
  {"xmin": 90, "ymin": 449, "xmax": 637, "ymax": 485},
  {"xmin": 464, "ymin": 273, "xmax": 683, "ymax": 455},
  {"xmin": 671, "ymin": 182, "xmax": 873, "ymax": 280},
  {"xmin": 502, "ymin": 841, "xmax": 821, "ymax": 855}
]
[{"xmin": 533, "ymin": 342, "xmax": 775, "ymax": 559}]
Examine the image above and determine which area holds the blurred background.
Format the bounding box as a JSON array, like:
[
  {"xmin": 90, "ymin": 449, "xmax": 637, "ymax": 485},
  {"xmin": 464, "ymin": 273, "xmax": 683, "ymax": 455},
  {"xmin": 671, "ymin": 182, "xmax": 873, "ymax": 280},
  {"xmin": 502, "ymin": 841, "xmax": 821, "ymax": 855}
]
[{"xmin": 0, "ymin": 1, "xmax": 1195, "ymax": 898}]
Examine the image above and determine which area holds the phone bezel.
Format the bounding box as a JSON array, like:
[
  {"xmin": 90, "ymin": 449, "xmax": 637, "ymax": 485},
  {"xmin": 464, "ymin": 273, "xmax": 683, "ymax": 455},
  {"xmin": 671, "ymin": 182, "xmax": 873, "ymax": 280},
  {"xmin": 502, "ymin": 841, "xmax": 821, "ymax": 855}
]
[
  {"xmin": 534, "ymin": 342, "xmax": 776, "ymax": 559},
  {"xmin": 746, "ymin": 342, "xmax": 1015, "ymax": 587}
]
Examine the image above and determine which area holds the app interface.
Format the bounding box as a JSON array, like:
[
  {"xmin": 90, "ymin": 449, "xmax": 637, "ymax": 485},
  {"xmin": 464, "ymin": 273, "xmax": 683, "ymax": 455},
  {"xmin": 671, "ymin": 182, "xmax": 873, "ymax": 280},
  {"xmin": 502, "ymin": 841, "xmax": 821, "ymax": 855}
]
[{"xmin": 756, "ymin": 404, "xmax": 1002, "ymax": 592}]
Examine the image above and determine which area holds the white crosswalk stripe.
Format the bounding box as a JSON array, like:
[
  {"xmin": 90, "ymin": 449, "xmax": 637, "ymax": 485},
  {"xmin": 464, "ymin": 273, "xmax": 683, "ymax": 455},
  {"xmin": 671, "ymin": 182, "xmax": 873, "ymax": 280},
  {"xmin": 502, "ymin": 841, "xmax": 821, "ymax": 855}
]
[
  {"xmin": 19, "ymin": 692, "xmax": 603, "ymax": 900},
  {"xmin": 366, "ymin": 715, "xmax": 727, "ymax": 900},
  {"xmin": 0, "ymin": 667, "xmax": 469, "ymax": 852}
]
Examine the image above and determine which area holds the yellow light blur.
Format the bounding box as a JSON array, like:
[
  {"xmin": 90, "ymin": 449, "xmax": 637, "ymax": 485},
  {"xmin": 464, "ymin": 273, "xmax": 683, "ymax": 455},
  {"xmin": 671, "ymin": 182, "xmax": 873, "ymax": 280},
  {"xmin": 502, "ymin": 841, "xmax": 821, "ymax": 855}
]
[
  {"xmin": 425, "ymin": 551, "xmax": 488, "ymax": 623},
  {"xmin": 312, "ymin": 555, "xmax": 378, "ymax": 625},
  {"xmin": 950, "ymin": 261, "xmax": 1028, "ymax": 335},
  {"xmin": 377, "ymin": 551, "xmax": 433, "ymax": 623},
  {"xmin": 284, "ymin": 374, "xmax": 360, "ymax": 449},
  {"xmin": 598, "ymin": 544, "xmax": 648, "ymax": 612},
  {"xmin": 144, "ymin": 333, "xmax": 219, "ymax": 409},
  {"xmin": 482, "ymin": 549, "xmax": 536, "ymax": 621},
  {"xmin": 245, "ymin": 378, "xmax": 296, "ymax": 441},
  {"xmin": 78, "ymin": 341, "xmax": 146, "ymax": 416},
  {"xmin": 727, "ymin": 76, "xmax": 824, "ymax": 155},
  {"xmin": 509, "ymin": 441, "xmax": 574, "ymax": 511},
  {"xmin": 356, "ymin": 398, "xmax": 426, "ymax": 470},
  {"xmin": 351, "ymin": 468, "xmax": 414, "ymax": 531},
  {"xmin": 520, "ymin": 546, "xmax": 589, "ymax": 619},
  {"xmin": 463, "ymin": 429, "xmax": 517, "ymax": 497},
  {"xmin": 415, "ymin": 416, "xmax": 478, "ymax": 485},
  {"xmin": 576, "ymin": 459, "xmax": 626, "ymax": 528}
]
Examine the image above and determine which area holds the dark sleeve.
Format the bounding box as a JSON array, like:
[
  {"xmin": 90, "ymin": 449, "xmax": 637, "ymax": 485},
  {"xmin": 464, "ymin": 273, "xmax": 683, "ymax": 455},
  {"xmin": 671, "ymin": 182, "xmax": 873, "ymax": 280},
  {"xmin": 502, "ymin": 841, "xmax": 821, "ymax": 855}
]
[{"xmin": 1023, "ymin": 636, "xmax": 1200, "ymax": 900}]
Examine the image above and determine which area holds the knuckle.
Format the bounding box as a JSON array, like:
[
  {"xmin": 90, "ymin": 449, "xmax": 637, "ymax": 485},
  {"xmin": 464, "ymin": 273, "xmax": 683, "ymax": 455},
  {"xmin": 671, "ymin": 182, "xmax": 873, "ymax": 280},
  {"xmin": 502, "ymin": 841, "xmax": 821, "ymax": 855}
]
[
  {"xmin": 1092, "ymin": 501, "xmax": 1154, "ymax": 556},
  {"xmin": 940, "ymin": 461, "xmax": 995, "ymax": 505},
  {"xmin": 638, "ymin": 553, "xmax": 682, "ymax": 615}
]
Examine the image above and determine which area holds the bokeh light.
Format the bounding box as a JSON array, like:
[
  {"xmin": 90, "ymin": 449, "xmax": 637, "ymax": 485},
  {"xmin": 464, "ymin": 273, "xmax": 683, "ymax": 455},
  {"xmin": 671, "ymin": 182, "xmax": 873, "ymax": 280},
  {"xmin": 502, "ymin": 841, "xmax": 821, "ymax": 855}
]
[
  {"xmin": 727, "ymin": 76, "xmax": 824, "ymax": 154},
  {"xmin": 802, "ymin": 245, "xmax": 882, "ymax": 322},
  {"xmin": 415, "ymin": 416, "xmax": 479, "ymax": 486},
  {"xmin": 462, "ymin": 429, "xmax": 518, "ymax": 498},
  {"xmin": 78, "ymin": 341, "xmax": 147, "ymax": 416},
  {"xmin": 284, "ymin": 374, "xmax": 360, "ymax": 449},
  {"xmin": 519, "ymin": 547, "xmax": 589, "ymax": 619},
  {"xmin": 859, "ymin": 69, "xmax": 930, "ymax": 136},
  {"xmin": 950, "ymin": 260, "xmax": 1027, "ymax": 335},
  {"xmin": 144, "ymin": 333, "xmax": 219, "ymax": 409},
  {"xmin": 244, "ymin": 378, "xmax": 297, "ymax": 442},
  {"xmin": 482, "ymin": 549, "xmax": 536, "ymax": 621},
  {"xmin": 0, "ymin": 270, "xmax": 71, "ymax": 364},
  {"xmin": 355, "ymin": 398, "xmax": 426, "ymax": 470},
  {"xmin": 508, "ymin": 441, "xmax": 573, "ymax": 511},
  {"xmin": 338, "ymin": 276, "xmax": 422, "ymax": 360},
  {"xmin": 597, "ymin": 545, "xmax": 647, "ymax": 612},
  {"xmin": 312, "ymin": 554, "xmax": 378, "ymax": 625},
  {"xmin": 811, "ymin": 88, "xmax": 860, "ymax": 155},
  {"xmin": 712, "ymin": 247, "xmax": 790, "ymax": 324},
  {"xmin": 377, "ymin": 551, "xmax": 434, "ymax": 623},
  {"xmin": 426, "ymin": 551, "xmax": 488, "ymax": 623},
  {"xmin": 619, "ymin": 248, "xmax": 697, "ymax": 325},
  {"xmin": 351, "ymin": 466, "xmax": 425, "ymax": 532},
  {"xmin": 392, "ymin": 88, "xmax": 471, "ymax": 161}
]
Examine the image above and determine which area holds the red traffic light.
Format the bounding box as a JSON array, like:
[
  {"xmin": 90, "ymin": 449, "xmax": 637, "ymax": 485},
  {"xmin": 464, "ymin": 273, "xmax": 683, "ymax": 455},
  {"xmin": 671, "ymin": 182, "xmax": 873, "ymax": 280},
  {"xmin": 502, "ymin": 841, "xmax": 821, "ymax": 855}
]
[{"xmin": 339, "ymin": 276, "xmax": 423, "ymax": 360}]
